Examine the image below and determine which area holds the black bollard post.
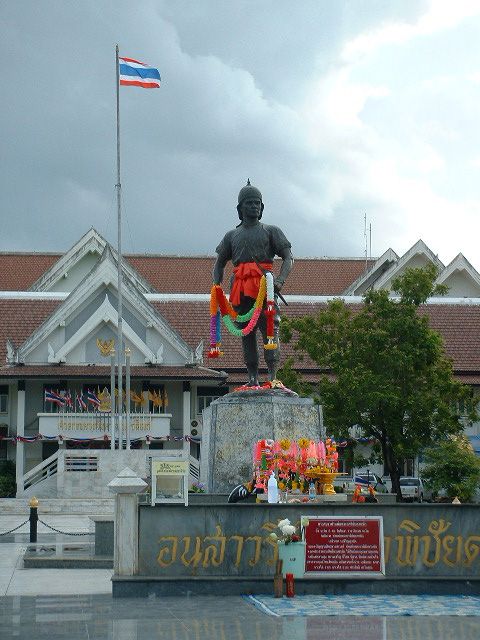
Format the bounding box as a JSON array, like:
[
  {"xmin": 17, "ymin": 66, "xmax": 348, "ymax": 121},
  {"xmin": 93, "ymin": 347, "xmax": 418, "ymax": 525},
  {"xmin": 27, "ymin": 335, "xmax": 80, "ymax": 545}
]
[{"xmin": 29, "ymin": 497, "xmax": 39, "ymax": 543}]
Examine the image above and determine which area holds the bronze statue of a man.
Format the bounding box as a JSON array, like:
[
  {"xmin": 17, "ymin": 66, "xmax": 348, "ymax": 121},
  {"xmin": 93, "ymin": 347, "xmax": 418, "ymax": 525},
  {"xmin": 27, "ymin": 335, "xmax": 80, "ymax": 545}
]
[{"xmin": 213, "ymin": 181, "xmax": 293, "ymax": 386}]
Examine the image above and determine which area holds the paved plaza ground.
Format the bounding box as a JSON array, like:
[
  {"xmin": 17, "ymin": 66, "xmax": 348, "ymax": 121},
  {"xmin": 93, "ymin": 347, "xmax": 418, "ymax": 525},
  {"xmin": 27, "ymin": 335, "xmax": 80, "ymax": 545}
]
[{"xmin": 1, "ymin": 514, "xmax": 480, "ymax": 639}]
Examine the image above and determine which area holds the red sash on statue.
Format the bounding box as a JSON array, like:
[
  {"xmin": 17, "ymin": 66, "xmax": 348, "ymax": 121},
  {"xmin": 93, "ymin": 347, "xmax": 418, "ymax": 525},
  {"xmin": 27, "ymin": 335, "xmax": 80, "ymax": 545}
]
[{"xmin": 229, "ymin": 261, "xmax": 273, "ymax": 306}]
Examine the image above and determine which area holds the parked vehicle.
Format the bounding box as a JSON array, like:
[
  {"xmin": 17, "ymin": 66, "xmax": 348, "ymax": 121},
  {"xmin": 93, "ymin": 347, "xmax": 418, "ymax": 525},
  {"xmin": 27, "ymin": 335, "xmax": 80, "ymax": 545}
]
[
  {"xmin": 335, "ymin": 473, "xmax": 389, "ymax": 494},
  {"xmin": 399, "ymin": 477, "xmax": 426, "ymax": 502}
]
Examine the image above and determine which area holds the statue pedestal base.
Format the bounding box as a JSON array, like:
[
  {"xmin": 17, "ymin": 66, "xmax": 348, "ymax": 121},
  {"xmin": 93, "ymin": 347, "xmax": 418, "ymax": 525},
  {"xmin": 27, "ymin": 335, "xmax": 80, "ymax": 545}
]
[{"xmin": 200, "ymin": 388, "xmax": 324, "ymax": 493}]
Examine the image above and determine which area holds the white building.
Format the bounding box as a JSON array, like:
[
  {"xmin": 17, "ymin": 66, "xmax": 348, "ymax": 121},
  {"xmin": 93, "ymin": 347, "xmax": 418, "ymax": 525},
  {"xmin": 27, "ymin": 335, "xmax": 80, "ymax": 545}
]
[{"xmin": 1, "ymin": 230, "xmax": 479, "ymax": 494}]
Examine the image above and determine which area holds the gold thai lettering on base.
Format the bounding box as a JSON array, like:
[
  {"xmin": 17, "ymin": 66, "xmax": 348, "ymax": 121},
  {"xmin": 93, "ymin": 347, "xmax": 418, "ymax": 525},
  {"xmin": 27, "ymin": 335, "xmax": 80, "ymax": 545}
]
[
  {"xmin": 156, "ymin": 522, "xmax": 279, "ymax": 571},
  {"xmin": 384, "ymin": 519, "xmax": 480, "ymax": 568},
  {"xmin": 156, "ymin": 518, "xmax": 480, "ymax": 572}
]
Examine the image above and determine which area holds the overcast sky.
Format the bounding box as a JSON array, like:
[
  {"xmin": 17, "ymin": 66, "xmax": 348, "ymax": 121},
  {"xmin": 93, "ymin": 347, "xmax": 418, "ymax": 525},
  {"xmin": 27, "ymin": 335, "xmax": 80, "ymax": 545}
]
[{"xmin": 2, "ymin": 0, "xmax": 480, "ymax": 268}]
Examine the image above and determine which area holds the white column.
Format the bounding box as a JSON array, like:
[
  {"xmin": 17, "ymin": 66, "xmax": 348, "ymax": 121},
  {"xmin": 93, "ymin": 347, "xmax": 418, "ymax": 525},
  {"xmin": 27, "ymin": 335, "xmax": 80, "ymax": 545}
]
[
  {"xmin": 108, "ymin": 467, "xmax": 147, "ymax": 576},
  {"xmin": 182, "ymin": 382, "xmax": 191, "ymax": 449},
  {"xmin": 15, "ymin": 381, "xmax": 26, "ymax": 496}
]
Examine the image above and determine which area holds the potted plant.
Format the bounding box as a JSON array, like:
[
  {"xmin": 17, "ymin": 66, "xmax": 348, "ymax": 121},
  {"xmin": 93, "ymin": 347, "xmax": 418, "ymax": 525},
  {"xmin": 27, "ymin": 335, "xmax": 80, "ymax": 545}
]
[{"xmin": 269, "ymin": 518, "xmax": 305, "ymax": 577}]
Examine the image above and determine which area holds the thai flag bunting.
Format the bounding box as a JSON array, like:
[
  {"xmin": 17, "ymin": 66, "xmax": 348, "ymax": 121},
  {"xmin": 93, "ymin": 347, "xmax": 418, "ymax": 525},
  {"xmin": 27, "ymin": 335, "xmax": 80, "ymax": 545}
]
[
  {"xmin": 119, "ymin": 56, "xmax": 161, "ymax": 88},
  {"xmin": 87, "ymin": 389, "xmax": 100, "ymax": 407}
]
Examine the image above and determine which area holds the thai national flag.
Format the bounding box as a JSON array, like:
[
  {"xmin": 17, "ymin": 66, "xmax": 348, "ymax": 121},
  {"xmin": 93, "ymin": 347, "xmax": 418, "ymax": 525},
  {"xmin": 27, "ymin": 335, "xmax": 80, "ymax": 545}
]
[
  {"xmin": 44, "ymin": 390, "xmax": 65, "ymax": 407},
  {"xmin": 119, "ymin": 56, "xmax": 161, "ymax": 88},
  {"xmin": 64, "ymin": 390, "xmax": 73, "ymax": 409},
  {"xmin": 76, "ymin": 392, "xmax": 87, "ymax": 411},
  {"xmin": 87, "ymin": 389, "xmax": 100, "ymax": 407}
]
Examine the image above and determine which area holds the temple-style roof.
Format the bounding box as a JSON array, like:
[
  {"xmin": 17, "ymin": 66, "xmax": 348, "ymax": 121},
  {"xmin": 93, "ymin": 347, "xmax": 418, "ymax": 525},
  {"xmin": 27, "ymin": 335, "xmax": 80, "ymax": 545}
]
[
  {"xmin": 2, "ymin": 296, "xmax": 480, "ymax": 384},
  {"xmin": 2, "ymin": 230, "xmax": 480, "ymax": 386},
  {"xmin": 0, "ymin": 252, "xmax": 372, "ymax": 296}
]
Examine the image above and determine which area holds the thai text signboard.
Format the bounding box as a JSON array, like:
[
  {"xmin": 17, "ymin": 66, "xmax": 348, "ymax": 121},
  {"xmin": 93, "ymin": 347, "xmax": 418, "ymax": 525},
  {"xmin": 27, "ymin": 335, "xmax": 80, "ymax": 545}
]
[
  {"xmin": 303, "ymin": 515, "xmax": 385, "ymax": 576},
  {"xmin": 151, "ymin": 459, "xmax": 189, "ymax": 506}
]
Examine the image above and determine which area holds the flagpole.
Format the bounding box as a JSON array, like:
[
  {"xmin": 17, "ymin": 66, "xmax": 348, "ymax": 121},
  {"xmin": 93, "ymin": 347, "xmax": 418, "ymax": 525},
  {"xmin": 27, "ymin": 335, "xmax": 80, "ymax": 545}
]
[{"xmin": 115, "ymin": 44, "xmax": 123, "ymax": 451}]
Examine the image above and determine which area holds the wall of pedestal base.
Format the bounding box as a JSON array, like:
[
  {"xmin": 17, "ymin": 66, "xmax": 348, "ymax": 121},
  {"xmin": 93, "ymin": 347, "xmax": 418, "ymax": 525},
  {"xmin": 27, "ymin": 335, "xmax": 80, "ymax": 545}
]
[{"xmin": 200, "ymin": 389, "xmax": 324, "ymax": 493}]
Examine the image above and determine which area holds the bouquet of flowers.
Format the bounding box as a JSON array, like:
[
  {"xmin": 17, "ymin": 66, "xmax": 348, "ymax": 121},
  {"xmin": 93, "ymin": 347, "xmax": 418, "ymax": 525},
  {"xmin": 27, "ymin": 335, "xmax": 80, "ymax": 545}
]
[
  {"xmin": 190, "ymin": 481, "xmax": 206, "ymax": 493},
  {"xmin": 269, "ymin": 518, "xmax": 301, "ymax": 545}
]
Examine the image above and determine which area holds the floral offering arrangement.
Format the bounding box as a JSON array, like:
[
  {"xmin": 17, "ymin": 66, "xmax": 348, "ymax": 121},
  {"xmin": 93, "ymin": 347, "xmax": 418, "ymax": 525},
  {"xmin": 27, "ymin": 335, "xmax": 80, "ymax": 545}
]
[
  {"xmin": 269, "ymin": 518, "xmax": 301, "ymax": 545},
  {"xmin": 189, "ymin": 481, "xmax": 206, "ymax": 493},
  {"xmin": 252, "ymin": 437, "xmax": 339, "ymax": 495}
]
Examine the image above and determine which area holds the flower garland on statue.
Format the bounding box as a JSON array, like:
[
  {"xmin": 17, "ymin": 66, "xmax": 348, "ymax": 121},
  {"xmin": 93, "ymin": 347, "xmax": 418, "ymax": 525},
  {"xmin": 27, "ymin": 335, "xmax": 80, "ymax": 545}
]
[{"xmin": 208, "ymin": 272, "xmax": 276, "ymax": 358}]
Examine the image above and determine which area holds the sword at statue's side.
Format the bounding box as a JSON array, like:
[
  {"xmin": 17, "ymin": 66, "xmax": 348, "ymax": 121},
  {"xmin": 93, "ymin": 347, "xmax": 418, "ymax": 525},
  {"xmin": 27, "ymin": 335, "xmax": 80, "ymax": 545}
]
[{"xmin": 246, "ymin": 244, "xmax": 289, "ymax": 306}]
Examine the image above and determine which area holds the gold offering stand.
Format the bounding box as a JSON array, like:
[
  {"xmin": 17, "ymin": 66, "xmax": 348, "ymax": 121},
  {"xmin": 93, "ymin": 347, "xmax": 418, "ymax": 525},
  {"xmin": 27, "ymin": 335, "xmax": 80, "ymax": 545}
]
[{"xmin": 305, "ymin": 468, "xmax": 346, "ymax": 495}]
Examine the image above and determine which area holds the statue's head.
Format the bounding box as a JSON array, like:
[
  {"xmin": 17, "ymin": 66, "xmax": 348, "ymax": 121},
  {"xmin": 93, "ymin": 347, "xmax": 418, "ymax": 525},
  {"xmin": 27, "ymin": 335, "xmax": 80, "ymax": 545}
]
[{"xmin": 237, "ymin": 179, "xmax": 264, "ymax": 221}]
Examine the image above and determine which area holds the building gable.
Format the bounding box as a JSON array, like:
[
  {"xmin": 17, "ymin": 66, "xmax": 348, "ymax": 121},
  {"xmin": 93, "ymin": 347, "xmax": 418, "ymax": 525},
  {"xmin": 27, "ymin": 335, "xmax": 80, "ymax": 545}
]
[
  {"xmin": 29, "ymin": 228, "xmax": 154, "ymax": 295},
  {"xmin": 13, "ymin": 248, "xmax": 194, "ymax": 366},
  {"xmin": 436, "ymin": 254, "xmax": 480, "ymax": 298},
  {"xmin": 372, "ymin": 240, "xmax": 444, "ymax": 292},
  {"xmin": 343, "ymin": 248, "xmax": 398, "ymax": 295}
]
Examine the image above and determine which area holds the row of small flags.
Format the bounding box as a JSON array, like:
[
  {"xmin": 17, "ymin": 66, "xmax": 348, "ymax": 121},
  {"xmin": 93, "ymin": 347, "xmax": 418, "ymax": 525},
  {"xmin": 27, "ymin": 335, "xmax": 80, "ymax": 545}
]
[
  {"xmin": 44, "ymin": 389, "xmax": 168, "ymax": 410},
  {"xmin": 44, "ymin": 389, "xmax": 97, "ymax": 410}
]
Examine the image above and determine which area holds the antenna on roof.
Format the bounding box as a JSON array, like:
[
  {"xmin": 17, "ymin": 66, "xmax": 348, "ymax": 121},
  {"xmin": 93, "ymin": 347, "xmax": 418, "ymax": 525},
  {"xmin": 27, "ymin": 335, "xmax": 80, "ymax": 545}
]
[
  {"xmin": 364, "ymin": 214, "xmax": 372, "ymax": 273},
  {"xmin": 369, "ymin": 222, "xmax": 372, "ymax": 265}
]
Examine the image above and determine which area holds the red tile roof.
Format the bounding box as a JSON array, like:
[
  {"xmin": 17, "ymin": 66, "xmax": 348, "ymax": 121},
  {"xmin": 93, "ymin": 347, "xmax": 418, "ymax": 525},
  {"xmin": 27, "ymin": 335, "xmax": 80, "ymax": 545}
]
[
  {"xmin": 0, "ymin": 254, "xmax": 61, "ymax": 290},
  {"xmin": 1, "ymin": 298, "xmax": 479, "ymax": 383},
  {"xmin": 0, "ymin": 299, "xmax": 62, "ymax": 364},
  {"xmin": 153, "ymin": 300, "xmax": 480, "ymax": 378},
  {"xmin": 126, "ymin": 256, "xmax": 374, "ymax": 295},
  {"xmin": 0, "ymin": 253, "xmax": 373, "ymax": 295}
]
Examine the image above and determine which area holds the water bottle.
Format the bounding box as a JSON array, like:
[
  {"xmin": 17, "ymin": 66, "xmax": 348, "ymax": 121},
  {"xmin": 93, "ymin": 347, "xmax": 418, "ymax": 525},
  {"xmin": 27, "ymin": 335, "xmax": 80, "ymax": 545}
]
[
  {"xmin": 308, "ymin": 481, "xmax": 316, "ymax": 501},
  {"xmin": 267, "ymin": 471, "xmax": 279, "ymax": 503}
]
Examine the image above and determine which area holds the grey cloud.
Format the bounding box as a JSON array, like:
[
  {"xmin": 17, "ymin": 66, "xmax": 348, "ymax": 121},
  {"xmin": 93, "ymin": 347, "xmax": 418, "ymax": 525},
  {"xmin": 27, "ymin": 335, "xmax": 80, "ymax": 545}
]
[{"xmin": 0, "ymin": 0, "xmax": 434, "ymax": 260}]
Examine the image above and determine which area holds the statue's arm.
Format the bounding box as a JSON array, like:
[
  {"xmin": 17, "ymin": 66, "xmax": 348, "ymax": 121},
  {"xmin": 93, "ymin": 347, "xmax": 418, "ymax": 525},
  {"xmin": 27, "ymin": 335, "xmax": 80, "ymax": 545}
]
[
  {"xmin": 213, "ymin": 255, "xmax": 228, "ymax": 285},
  {"xmin": 275, "ymin": 247, "xmax": 293, "ymax": 292},
  {"xmin": 213, "ymin": 232, "xmax": 232, "ymax": 285}
]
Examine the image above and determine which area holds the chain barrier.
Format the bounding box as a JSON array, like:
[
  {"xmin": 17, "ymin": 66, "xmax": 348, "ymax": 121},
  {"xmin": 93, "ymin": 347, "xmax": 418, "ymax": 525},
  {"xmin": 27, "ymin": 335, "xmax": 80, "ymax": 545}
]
[
  {"xmin": 37, "ymin": 519, "xmax": 92, "ymax": 536},
  {"xmin": 0, "ymin": 519, "xmax": 29, "ymax": 536}
]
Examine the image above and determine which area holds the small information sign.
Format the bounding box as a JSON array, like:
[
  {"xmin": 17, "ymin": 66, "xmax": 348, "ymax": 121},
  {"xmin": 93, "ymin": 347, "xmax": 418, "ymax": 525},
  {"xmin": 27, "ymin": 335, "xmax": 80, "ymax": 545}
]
[
  {"xmin": 303, "ymin": 516, "xmax": 384, "ymax": 577},
  {"xmin": 151, "ymin": 458, "xmax": 189, "ymax": 506},
  {"xmin": 152, "ymin": 461, "xmax": 189, "ymax": 476}
]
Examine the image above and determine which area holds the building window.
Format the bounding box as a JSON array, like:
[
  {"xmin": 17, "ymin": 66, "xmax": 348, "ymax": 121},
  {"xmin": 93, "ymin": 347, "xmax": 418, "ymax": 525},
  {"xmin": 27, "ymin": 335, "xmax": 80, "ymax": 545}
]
[
  {"xmin": 196, "ymin": 386, "xmax": 228, "ymax": 415},
  {"xmin": 0, "ymin": 386, "xmax": 8, "ymax": 414}
]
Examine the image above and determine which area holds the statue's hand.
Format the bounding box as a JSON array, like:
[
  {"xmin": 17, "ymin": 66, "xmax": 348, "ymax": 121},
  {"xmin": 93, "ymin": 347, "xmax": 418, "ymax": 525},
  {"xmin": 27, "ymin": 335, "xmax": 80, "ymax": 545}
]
[{"xmin": 274, "ymin": 278, "xmax": 284, "ymax": 294}]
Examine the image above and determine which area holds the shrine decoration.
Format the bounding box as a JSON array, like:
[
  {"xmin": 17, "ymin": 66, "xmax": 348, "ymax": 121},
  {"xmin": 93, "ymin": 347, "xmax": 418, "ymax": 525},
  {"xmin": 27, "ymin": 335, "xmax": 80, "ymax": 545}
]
[{"xmin": 252, "ymin": 437, "xmax": 341, "ymax": 496}]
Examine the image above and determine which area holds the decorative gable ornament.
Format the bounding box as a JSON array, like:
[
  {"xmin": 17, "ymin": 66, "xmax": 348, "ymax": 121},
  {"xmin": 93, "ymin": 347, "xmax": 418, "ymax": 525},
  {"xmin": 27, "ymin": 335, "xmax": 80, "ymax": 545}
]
[
  {"xmin": 97, "ymin": 338, "xmax": 115, "ymax": 357},
  {"xmin": 6, "ymin": 339, "xmax": 17, "ymax": 364}
]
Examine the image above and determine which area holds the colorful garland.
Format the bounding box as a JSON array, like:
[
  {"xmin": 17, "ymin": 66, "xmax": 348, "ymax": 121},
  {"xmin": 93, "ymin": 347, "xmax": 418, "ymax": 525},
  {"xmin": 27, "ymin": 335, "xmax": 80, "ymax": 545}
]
[{"xmin": 208, "ymin": 273, "xmax": 277, "ymax": 357}]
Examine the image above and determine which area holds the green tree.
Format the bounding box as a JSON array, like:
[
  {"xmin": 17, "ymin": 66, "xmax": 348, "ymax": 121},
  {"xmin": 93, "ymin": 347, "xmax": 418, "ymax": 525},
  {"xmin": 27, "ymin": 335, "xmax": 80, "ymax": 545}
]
[
  {"xmin": 421, "ymin": 436, "xmax": 480, "ymax": 502},
  {"xmin": 280, "ymin": 264, "xmax": 475, "ymax": 499}
]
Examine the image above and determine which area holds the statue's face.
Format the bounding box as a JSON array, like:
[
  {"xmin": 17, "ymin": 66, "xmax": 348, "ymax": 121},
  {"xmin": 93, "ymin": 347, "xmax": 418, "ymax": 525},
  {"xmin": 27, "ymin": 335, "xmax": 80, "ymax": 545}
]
[{"xmin": 240, "ymin": 197, "xmax": 262, "ymax": 221}]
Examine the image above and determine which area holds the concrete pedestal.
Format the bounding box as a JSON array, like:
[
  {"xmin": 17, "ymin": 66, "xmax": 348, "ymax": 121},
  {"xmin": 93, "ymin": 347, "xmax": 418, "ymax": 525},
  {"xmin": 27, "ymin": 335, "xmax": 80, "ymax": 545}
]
[
  {"xmin": 108, "ymin": 467, "xmax": 147, "ymax": 577},
  {"xmin": 201, "ymin": 388, "xmax": 324, "ymax": 493}
]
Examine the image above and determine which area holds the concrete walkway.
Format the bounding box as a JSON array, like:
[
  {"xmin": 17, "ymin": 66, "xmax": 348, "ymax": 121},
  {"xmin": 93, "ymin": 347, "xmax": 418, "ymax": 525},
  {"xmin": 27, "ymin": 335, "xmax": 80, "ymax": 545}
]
[{"xmin": 0, "ymin": 514, "xmax": 112, "ymax": 596}]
